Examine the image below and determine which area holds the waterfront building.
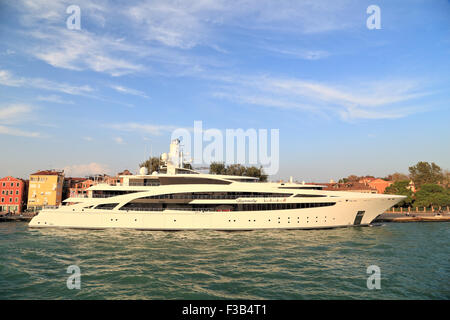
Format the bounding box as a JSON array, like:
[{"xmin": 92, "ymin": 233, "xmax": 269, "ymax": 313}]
[
  {"xmin": 323, "ymin": 182, "xmax": 378, "ymax": 193},
  {"xmin": 367, "ymin": 178, "xmax": 393, "ymax": 194},
  {"xmin": 69, "ymin": 179, "xmax": 96, "ymax": 198},
  {"xmin": 63, "ymin": 177, "xmax": 86, "ymax": 200},
  {"xmin": 0, "ymin": 176, "xmax": 27, "ymax": 214},
  {"xmin": 27, "ymin": 170, "xmax": 65, "ymax": 211}
]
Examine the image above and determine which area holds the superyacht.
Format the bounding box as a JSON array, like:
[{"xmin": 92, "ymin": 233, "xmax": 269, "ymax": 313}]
[{"xmin": 29, "ymin": 139, "xmax": 405, "ymax": 230}]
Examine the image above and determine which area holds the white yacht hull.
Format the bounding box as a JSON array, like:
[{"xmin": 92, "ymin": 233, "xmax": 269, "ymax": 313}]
[{"xmin": 28, "ymin": 197, "xmax": 397, "ymax": 230}]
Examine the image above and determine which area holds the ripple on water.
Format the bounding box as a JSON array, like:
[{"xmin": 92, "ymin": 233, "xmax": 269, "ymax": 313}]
[{"xmin": 0, "ymin": 222, "xmax": 449, "ymax": 299}]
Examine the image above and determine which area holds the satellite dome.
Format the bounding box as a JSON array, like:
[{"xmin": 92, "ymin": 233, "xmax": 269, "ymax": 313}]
[
  {"xmin": 139, "ymin": 167, "xmax": 148, "ymax": 175},
  {"xmin": 161, "ymin": 153, "xmax": 168, "ymax": 161}
]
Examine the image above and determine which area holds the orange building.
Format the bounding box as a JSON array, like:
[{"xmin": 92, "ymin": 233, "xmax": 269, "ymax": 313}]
[
  {"xmin": 69, "ymin": 179, "xmax": 96, "ymax": 198},
  {"xmin": 27, "ymin": 170, "xmax": 64, "ymax": 210},
  {"xmin": 367, "ymin": 179, "xmax": 393, "ymax": 194},
  {"xmin": 323, "ymin": 182, "xmax": 377, "ymax": 193}
]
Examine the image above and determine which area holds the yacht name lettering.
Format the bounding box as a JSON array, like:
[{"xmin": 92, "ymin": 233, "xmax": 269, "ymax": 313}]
[
  {"xmin": 236, "ymin": 198, "xmax": 257, "ymax": 202},
  {"xmin": 182, "ymin": 304, "xmax": 216, "ymax": 317}
]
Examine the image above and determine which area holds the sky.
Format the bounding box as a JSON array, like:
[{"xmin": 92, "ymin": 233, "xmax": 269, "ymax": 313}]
[{"xmin": 0, "ymin": 0, "xmax": 449, "ymax": 182}]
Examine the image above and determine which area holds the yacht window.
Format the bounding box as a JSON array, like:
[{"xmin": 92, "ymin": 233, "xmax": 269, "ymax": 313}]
[{"xmin": 95, "ymin": 203, "xmax": 119, "ymax": 210}]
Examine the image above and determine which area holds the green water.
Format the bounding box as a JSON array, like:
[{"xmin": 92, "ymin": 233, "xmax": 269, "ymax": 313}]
[{"xmin": 0, "ymin": 222, "xmax": 448, "ymax": 299}]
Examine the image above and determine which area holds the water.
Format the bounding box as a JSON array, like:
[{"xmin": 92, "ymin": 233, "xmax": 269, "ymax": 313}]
[{"xmin": 0, "ymin": 222, "xmax": 448, "ymax": 299}]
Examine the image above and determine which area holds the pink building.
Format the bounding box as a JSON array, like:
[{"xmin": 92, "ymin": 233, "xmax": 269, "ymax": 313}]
[{"xmin": 0, "ymin": 176, "xmax": 27, "ymax": 214}]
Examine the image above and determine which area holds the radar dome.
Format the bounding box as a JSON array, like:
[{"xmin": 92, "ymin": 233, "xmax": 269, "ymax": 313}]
[
  {"xmin": 139, "ymin": 167, "xmax": 148, "ymax": 175},
  {"xmin": 161, "ymin": 153, "xmax": 168, "ymax": 161}
]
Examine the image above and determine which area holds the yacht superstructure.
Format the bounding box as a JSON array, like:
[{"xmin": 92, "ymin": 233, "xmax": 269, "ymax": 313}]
[{"xmin": 29, "ymin": 139, "xmax": 405, "ymax": 230}]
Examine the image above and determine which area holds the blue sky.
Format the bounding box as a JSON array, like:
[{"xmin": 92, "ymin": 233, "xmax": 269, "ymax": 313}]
[{"xmin": 0, "ymin": 0, "xmax": 449, "ymax": 181}]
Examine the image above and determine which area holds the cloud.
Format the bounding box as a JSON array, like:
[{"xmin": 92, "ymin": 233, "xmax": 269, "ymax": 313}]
[
  {"xmin": 110, "ymin": 85, "xmax": 149, "ymax": 98},
  {"xmin": 0, "ymin": 104, "xmax": 33, "ymax": 122},
  {"xmin": 106, "ymin": 123, "xmax": 177, "ymax": 135},
  {"xmin": 263, "ymin": 47, "xmax": 331, "ymax": 60},
  {"xmin": 0, "ymin": 103, "xmax": 44, "ymax": 138},
  {"xmin": 212, "ymin": 74, "xmax": 431, "ymax": 120},
  {"xmin": 0, "ymin": 125, "xmax": 42, "ymax": 138},
  {"xmin": 0, "ymin": 69, "xmax": 93, "ymax": 96},
  {"xmin": 114, "ymin": 137, "xmax": 125, "ymax": 144},
  {"xmin": 10, "ymin": 0, "xmax": 358, "ymax": 78},
  {"xmin": 37, "ymin": 95, "xmax": 75, "ymax": 104},
  {"xmin": 63, "ymin": 162, "xmax": 112, "ymax": 177}
]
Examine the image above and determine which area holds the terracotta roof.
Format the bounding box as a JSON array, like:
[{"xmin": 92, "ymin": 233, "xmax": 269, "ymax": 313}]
[
  {"xmin": 324, "ymin": 182, "xmax": 377, "ymax": 191},
  {"xmin": 0, "ymin": 176, "xmax": 25, "ymax": 182},
  {"xmin": 30, "ymin": 170, "xmax": 64, "ymax": 176}
]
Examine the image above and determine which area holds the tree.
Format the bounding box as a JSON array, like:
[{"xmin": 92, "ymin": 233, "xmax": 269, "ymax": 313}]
[
  {"xmin": 384, "ymin": 172, "xmax": 409, "ymax": 182},
  {"xmin": 225, "ymin": 164, "xmax": 246, "ymax": 176},
  {"xmin": 409, "ymin": 161, "xmax": 443, "ymax": 188},
  {"xmin": 244, "ymin": 166, "xmax": 268, "ymax": 182},
  {"xmin": 347, "ymin": 175, "xmax": 360, "ymax": 182},
  {"xmin": 384, "ymin": 180, "xmax": 414, "ymax": 207},
  {"xmin": 139, "ymin": 157, "xmax": 160, "ymax": 174},
  {"xmin": 209, "ymin": 162, "xmax": 226, "ymax": 175},
  {"xmin": 414, "ymin": 184, "xmax": 450, "ymax": 207},
  {"xmin": 209, "ymin": 162, "xmax": 268, "ymax": 181},
  {"xmin": 443, "ymin": 170, "xmax": 450, "ymax": 188}
]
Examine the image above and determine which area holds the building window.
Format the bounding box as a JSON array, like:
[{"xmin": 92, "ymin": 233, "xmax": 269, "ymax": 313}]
[
  {"xmin": 16, "ymin": 190, "xmax": 19, "ymax": 195},
  {"xmin": 9, "ymin": 198, "xmax": 12, "ymax": 202},
  {"xmin": 16, "ymin": 183, "xmax": 20, "ymax": 187},
  {"xmin": 2, "ymin": 183, "xmax": 5, "ymax": 187},
  {"xmin": 15, "ymin": 198, "xmax": 18, "ymax": 203},
  {"xmin": 1, "ymin": 198, "xmax": 4, "ymax": 202},
  {"xmin": 10, "ymin": 183, "xmax": 13, "ymax": 187}
]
